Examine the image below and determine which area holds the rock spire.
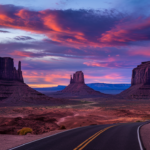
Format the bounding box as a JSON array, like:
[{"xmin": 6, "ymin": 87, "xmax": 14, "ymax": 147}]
[
  {"xmin": 70, "ymin": 71, "xmax": 85, "ymax": 84},
  {"xmin": 0, "ymin": 57, "xmax": 24, "ymax": 82},
  {"xmin": 60, "ymin": 71, "xmax": 104, "ymax": 96}
]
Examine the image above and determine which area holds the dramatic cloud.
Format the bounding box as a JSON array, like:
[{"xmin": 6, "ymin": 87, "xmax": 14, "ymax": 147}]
[
  {"xmin": 0, "ymin": 4, "xmax": 150, "ymax": 87},
  {"xmin": 0, "ymin": 4, "xmax": 150, "ymax": 49}
]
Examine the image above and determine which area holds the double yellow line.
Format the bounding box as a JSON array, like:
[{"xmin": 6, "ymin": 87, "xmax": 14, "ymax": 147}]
[{"xmin": 73, "ymin": 125, "xmax": 116, "ymax": 150}]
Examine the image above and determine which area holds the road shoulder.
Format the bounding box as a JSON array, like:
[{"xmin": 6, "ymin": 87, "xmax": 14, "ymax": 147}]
[
  {"xmin": 0, "ymin": 130, "xmax": 65, "ymax": 150},
  {"xmin": 140, "ymin": 122, "xmax": 150, "ymax": 150}
]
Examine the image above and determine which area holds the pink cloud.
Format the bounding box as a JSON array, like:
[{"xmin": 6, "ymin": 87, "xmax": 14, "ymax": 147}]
[
  {"xmin": 129, "ymin": 48, "xmax": 150, "ymax": 56},
  {"xmin": 83, "ymin": 62, "xmax": 109, "ymax": 67},
  {"xmin": 23, "ymin": 70, "xmax": 71, "ymax": 87},
  {"xmin": 85, "ymin": 73, "xmax": 123, "ymax": 80},
  {"xmin": 1, "ymin": 5, "xmax": 150, "ymax": 49},
  {"xmin": 100, "ymin": 17, "xmax": 150, "ymax": 44},
  {"xmin": 10, "ymin": 50, "xmax": 32, "ymax": 57}
]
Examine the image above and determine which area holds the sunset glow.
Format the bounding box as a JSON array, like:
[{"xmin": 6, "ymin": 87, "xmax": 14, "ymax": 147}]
[{"xmin": 0, "ymin": 1, "xmax": 150, "ymax": 87}]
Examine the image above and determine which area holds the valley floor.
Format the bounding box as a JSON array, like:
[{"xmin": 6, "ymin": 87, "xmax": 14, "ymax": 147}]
[{"xmin": 0, "ymin": 97, "xmax": 150, "ymax": 149}]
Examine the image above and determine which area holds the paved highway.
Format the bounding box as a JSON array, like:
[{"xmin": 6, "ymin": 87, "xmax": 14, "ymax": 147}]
[{"xmin": 10, "ymin": 122, "xmax": 146, "ymax": 150}]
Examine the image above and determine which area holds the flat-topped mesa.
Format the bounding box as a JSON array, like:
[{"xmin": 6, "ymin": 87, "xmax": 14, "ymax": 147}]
[
  {"xmin": 131, "ymin": 61, "xmax": 150, "ymax": 86},
  {"xmin": 0, "ymin": 57, "xmax": 24, "ymax": 82},
  {"xmin": 70, "ymin": 71, "xmax": 85, "ymax": 84}
]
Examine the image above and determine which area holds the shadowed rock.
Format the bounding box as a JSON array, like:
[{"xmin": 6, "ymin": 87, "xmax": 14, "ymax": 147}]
[
  {"xmin": 119, "ymin": 61, "xmax": 150, "ymax": 99},
  {"xmin": 131, "ymin": 61, "xmax": 150, "ymax": 86},
  {"xmin": 0, "ymin": 57, "xmax": 23, "ymax": 82},
  {"xmin": 0, "ymin": 57, "xmax": 66, "ymax": 106},
  {"xmin": 70, "ymin": 71, "xmax": 84, "ymax": 84},
  {"xmin": 60, "ymin": 71, "xmax": 104, "ymax": 96}
]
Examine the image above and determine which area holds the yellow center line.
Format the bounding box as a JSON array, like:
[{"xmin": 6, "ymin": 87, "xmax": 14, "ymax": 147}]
[{"xmin": 73, "ymin": 125, "xmax": 117, "ymax": 150}]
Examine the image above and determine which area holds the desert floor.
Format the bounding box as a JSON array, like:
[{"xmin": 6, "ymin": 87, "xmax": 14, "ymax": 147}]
[{"xmin": 1, "ymin": 97, "xmax": 150, "ymax": 149}]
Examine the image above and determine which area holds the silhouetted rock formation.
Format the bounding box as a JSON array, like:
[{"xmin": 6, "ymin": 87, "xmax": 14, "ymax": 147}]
[
  {"xmin": 70, "ymin": 71, "xmax": 84, "ymax": 84},
  {"xmin": 131, "ymin": 61, "xmax": 150, "ymax": 85},
  {"xmin": 60, "ymin": 71, "xmax": 104, "ymax": 96},
  {"xmin": 0, "ymin": 57, "xmax": 65, "ymax": 106},
  {"xmin": 0, "ymin": 57, "xmax": 23, "ymax": 82},
  {"xmin": 119, "ymin": 61, "xmax": 150, "ymax": 99}
]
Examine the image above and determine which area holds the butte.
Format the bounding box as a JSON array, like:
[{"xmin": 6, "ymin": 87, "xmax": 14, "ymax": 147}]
[
  {"xmin": 119, "ymin": 61, "xmax": 150, "ymax": 99},
  {"xmin": 0, "ymin": 57, "xmax": 62, "ymax": 106},
  {"xmin": 49, "ymin": 71, "xmax": 105, "ymax": 98}
]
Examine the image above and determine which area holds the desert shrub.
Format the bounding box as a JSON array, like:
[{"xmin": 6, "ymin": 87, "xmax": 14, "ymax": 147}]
[
  {"xmin": 17, "ymin": 127, "xmax": 33, "ymax": 135},
  {"xmin": 90, "ymin": 124, "xmax": 97, "ymax": 126},
  {"xmin": 59, "ymin": 125, "xmax": 66, "ymax": 130},
  {"xmin": 136, "ymin": 120, "xmax": 142, "ymax": 122}
]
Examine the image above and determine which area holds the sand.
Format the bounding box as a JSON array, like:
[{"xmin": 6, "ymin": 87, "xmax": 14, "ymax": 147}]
[
  {"xmin": 140, "ymin": 123, "xmax": 150, "ymax": 150},
  {"xmin": 0, "ymin": 130, "xmax": 65, "ymax": 150}
]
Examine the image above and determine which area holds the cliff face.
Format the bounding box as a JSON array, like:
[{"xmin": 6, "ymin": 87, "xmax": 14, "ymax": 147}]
[
  {"xmin": 131, "ymin": 61, "xmax": 150, "ymax": 86},
  {"xmin": 0, "ymin": 57, "xmax": 24, "ymax": 82},
  {"xmin": 119, "ymin": 61, "xmax": 150, "ymax": 99},
  {"xmin": 70, "ymin": 71, "xmax": 85, "ymax": 84},
  {"xmin": 61, "ymin": 71, "xmax": 104, "ymax": 96}
]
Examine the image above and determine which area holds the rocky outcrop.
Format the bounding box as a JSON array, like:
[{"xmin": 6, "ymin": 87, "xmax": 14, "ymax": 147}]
[
  {"xmin": 0, "ymin": 57, "xmax": 23, "ymax": 82},
  {"xmin": 70, "ymin": 71, "xmax": 85, "ymax": 84},
  {"xmin": 0, "ymin": 80, "xmax": 67, "ymax": 106},
  {"xmin": 131, "ymin": 61, "xmax": 150, "ymax": 86},
  {"xmin": 59, "ymin": 71, "xmax": 104, "ymax": 96},
  {"xmin": 119, "ymin": 61, "xmax": 150, "ymax": 99},
  {"xmin": 0, "ymin": 57, "xmax": 66, "ymax": 106}
]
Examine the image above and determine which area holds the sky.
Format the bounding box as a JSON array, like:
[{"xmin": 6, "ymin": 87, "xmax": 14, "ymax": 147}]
[{"xmin": 0, "ymin": 0, "xmax": 150, "ymax": 87}]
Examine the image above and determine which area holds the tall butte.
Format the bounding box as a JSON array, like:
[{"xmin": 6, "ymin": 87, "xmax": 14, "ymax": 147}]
[
  {"xmin": 119, "ymin": 61, "xmax": 150, "ymax": 99},
  {"xmin": 0, "ymin": 57, "xmax": 23, "ymax": 82},
  {"xmin": 0, "ymin": 57, "xmax": 59, "ymax": 106},
  {"xmin": 61, "ymin": 71, "xmax": 104, "ymax": 96}
]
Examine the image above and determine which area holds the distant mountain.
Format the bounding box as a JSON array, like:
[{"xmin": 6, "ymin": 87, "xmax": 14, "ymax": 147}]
[
  {"xmin": 87, "ymin": 83, "xmax": 131, "ymax": 90},
  {"xmin": 34, "ymin": 85, "xmax": 66, "ymax": 92},
  {"xmin": 34, "ymin": 83, "xmax": 131, "ymax": 93}
]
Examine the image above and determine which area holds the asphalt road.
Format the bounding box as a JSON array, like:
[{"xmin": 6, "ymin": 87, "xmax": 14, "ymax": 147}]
[{"xmin": 10, "ymin": 122, "xmax": 146, "ymax": 150}]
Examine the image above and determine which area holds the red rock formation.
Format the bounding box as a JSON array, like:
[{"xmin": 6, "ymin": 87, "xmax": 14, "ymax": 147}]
[
  {"xmin": 60, "ymin": 71, "xmax": 104, "ymax": 96},
  {"xmin": 0, "ymin": 57, "xmax": 23, "ymax": 82},
  {"xmin": 119, "ymin": 61, "xmax": 150, "ymax": 99},
  {"xmin": 131, "ymin": 61, "xmax": 150, "ymax": 85},
  {"xmin": 0, "ymin": 57, "xmax": 66, "ymax": 105},
  {"xmin": 70, "ymin": 71, "xmax": 85, "ymax": 84}
]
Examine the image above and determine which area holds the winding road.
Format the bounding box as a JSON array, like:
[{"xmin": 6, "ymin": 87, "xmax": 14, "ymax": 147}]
[{"xmin": 10, "ymin": 122, "xmax": 146, "ymax": 150}]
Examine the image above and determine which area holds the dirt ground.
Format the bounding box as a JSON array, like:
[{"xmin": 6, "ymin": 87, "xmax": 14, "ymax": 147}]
[
  {"xmin": 1, "ymin": 98, "xmax": 150, "ymax": 149},
  {"xmin": 141, "ymin": 123, "xmax": 150, "ymax": 150}
]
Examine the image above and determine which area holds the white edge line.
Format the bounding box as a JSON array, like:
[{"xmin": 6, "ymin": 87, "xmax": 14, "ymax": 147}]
[
  {"xmin": 9, "ymin": 126, "xmax": 87, "ymax": 150},
  {"xmin": 9, "ymin": 123, "xmax": 146, "ymax": 150},
  {"xmin": 137, "ymin": 124, "xmax": 144, "ymax": 150}
]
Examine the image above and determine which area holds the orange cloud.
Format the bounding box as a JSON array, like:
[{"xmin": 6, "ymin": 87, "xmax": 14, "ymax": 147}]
[
  {"xmin": 0, "ymin": 14, "xmax": 14, "ymax": 23},
  {"xmin": 129, "ymin": 48, "xmax": 150, "ymax": 56},
  {"xmin": 83, "ymin": 57, "xmax": 116, "ymax": 68},
  {"xmin": 23, "ymin": 70, "xmax": 70, "ymax": 87},
  {"xmin": 85, "ymin": 73, "xmax": 123, "ymax": 80},
  {"xmin": 1, "ymin": 5, "xmax": 150, "ymax": 50},
  {"xmin": 83, "ymin": 62, "xmax": 109, "ymax": 67},
  {"xmin": 10, "ymin": 50, "xmax": 32, "ymax": 57},
  {"xmin": 100, "ymin": 30, "xmax": 134, "ymax": 43},
  {"xmin": 100, "ymin": 17, "xmax": 150, "ymax": 44},
  {"xmin": 0, "ymin": 7, "xmax": 123, "ymax": 48}
]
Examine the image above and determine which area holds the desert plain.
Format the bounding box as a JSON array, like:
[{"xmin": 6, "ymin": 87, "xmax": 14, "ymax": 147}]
[{"xmin": 1, "ymin": 96, "xmax": 150, "ymax": 150}]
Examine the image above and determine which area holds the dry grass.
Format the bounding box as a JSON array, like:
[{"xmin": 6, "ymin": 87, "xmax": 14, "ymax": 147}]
[{"xmin": 17, "ymin": 127, "xmax": 33, "ymax": 135}]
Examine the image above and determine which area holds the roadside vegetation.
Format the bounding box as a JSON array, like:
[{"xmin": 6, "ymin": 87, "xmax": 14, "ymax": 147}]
[{"xmin": 17, "ymin": 127, "xmax": 33, "ymax": 135}]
